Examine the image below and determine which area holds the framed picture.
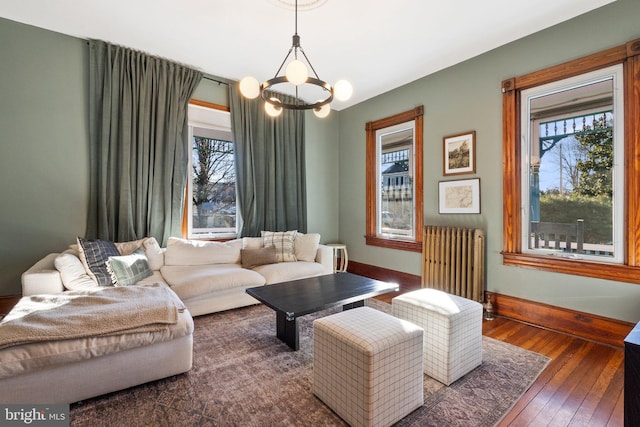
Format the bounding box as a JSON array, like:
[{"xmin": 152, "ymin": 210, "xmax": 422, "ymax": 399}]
[
  {"xmin": 438, "ymin": 178, "xmax": 481, "ymax": 214},
  {"xmin": 443, "ymin": 131, "xmax": 476, "ymax": 176}
]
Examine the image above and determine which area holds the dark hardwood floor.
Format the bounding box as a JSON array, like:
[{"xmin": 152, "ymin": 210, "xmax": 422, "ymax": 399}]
[{"xmin": 375, "ymin": 291, "xmax": 625, "ymax": 427}]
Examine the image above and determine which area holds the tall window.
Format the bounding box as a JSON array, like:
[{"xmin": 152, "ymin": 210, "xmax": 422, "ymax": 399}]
[
  {"xmin": 502, "ymin": 38, "xmax": 640, "ymax": 283},
  {"xmin": 187, "ymin": 101, "xmax": 237, "ymax": 239},
  {"xmin": 521, "ymin": 65, "xmax": 623, "ymax": 263},
  {"xmin": 379, "ymin": 128, "xmax": 414, "ymax": 238},
  {"xmin": 366, "ymin": 106, "xmax": 423, "ymax": 252}
]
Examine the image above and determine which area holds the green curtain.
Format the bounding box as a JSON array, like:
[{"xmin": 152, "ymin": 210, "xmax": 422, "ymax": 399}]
[
  {"xmin": 229, "ymin": 84, "xmax": 307, "ymax": 237},
  {"xmin": 87, "ymin": 40, "xmax": 202, "ymax": 245}
]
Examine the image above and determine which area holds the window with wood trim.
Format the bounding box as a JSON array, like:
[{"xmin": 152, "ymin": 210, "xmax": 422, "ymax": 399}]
[
  {"xmin": 365, "ymin": 106, "xmax": 424, "ymax": 252},
  {"xmin": 501, "ymin": 38, "xmax": 640, "ymax": 283},
  {"xmin": 184, "ymin": 100, "xmax": 237, "ymax": 240}
]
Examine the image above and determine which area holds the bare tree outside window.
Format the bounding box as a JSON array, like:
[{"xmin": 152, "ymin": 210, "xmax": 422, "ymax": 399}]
[{"xmin": 192, "ymin": 136, "xmax": 236, "ymax": 232}]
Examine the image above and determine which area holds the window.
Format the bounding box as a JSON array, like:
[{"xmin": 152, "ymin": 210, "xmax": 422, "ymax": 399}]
[
  {"xmin": 502, "ymin": 38, "xmax": 640, "ymax": 283},
  {"xmin": 186, "ymin": 101, "xmax": 237, "ymax": 239},
  {"xmin": 521, "ymin": 65, "xmax": 623, "ymax": 263},
  {"xmin": 365, "ymin": 106, "xmax": 423, "ymax": 252}
]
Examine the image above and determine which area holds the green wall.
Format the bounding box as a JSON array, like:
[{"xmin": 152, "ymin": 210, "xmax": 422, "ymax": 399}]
[
  {"xmin": 0, "ymin": 17, "xmax": 339, "ymax": 296},
  {"xmin": 337, "ymin": 0, "xmax": 640, "ymax": 323},
  {"xmin": 0, "ymin": 18, "xmax": 89, "ymax": 295}
]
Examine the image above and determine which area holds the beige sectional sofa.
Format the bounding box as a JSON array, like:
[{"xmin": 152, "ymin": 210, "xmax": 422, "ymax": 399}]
[
  {"xmin": 0, "ymin": 232, "xmax": 333, "ymax": 404},
  {"xmin": 21, "ymin": 234, "xmax": 333, "ymax": 314}
]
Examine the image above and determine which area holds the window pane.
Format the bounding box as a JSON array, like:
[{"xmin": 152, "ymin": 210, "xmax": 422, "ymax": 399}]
[
  {"xmin": 525, "ymin": 73, "xmax": 621, "ymax": 261},
  {"xmin": 378, "ymin": 125, "xmax": 414, "ymax": 238},
  {"xmin": 191, "ymin": 135, "xmax": 236, "ymax": 236}
]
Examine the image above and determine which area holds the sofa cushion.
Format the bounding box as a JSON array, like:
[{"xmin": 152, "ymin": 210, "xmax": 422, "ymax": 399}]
[
  {"xmin": 294, "ymin": 233, "xmax": 321, "ymax": 262},
  {"xmin": 107, "ymin": 249, "xmax": 153, "ymax": 286},
  {"xmin": 54, "ymin": 253, "xmax": 99, "ymax": 291},
  {"xmin": 160, "ymin": 264, "xmax": 266, "ymax": 300},
  {"xmin": 164, "ymin": 237, "xmax": 242, "ymax": 266},
  {"xmin": 253, "ymin": 261, "xmax": 326, "ymax": 285},
  {"xmin": 77, "ymin": 238, "xmax": 120, "ymax": 286},
  {"xmin": 241, "ymin": 246, "xmax": 277, "ymax": 269},
  {"xmin": 262, "ymin": 231, "xmax": 297, "ymax": 262},
  {"xmin": 0, "ymin": 294, "xmax": 193, "ymax": 380}
]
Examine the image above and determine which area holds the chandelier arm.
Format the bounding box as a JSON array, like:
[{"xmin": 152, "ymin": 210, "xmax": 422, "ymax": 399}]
[
  {"xmin": 298, "ymin": 47, "xmax": 321, "ymax": 80},
  {"xmin": 273, "ymin": 46, "xmax": 295, "ymax": 78}
]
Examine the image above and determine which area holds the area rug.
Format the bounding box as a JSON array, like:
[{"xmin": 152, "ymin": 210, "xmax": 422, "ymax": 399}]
[{"xmin": 70, "ymin": 300, "xmax": 549, "ymax": 426}]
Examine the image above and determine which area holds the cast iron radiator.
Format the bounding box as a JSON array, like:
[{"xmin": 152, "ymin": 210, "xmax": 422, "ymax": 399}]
[{"xmin": 422, "ymin": 225, "xmax": 485, "ymax": 302}]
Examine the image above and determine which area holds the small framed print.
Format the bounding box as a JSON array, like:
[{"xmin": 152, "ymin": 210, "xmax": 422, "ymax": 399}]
[
  {"xmin": 438, "ymin": 178, "xmax": 481, "ymax": 214},
  {"xmin": 443, "ymin": 131, "xmax": 476, "ymax": 176}
]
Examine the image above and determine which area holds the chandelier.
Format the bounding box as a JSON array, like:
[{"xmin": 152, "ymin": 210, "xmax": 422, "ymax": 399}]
[{"xmin": 238, "ymin": 0, "xmax": 352, "ymax": 118}]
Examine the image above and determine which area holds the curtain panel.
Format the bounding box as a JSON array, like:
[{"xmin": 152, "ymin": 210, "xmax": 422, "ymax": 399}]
[
  {"xmin": 229, "ymin": 85, "xmax": 307, "ymax": 237},
  {"xmin": 87, "ymin": 40, "xmax": 202, "ymax": 245}
]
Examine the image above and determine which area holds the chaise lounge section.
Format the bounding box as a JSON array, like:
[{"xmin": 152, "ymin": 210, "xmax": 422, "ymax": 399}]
[{"xmin": 1, "ymin": 231, "xmax": 332, "ymax": 404}]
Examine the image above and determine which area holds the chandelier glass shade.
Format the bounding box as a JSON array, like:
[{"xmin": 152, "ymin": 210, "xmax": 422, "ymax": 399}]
[{"xmin": 239, "ymin": 0, "xmax": 352, "ymax": 118}]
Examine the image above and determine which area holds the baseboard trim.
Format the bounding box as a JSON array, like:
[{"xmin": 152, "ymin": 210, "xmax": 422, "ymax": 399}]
[
  {"xmin": 347, "ymin": 260, "xmax": 634, "ymax": 348},
  {"xmin": 488, "ymin": 292, "xmax": 634, "ymax": 348},
  {"xmin": 347, "ymin": 260, "xmax": 422, "ymax": 288}
]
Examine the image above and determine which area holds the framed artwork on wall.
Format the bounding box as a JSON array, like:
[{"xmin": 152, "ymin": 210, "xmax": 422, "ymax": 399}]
[
  {"xmin": 443, "ymin": 131, "xmax": 476, "ymax": 176},
  {"xmin": 438, "ymin": 178, "xmax": 481, "ymax": 214}
]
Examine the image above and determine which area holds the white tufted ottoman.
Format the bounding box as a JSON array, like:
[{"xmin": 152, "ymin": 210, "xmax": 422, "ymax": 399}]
[
  {"xmin": 392, "ymin": 288, "xmax": 482, "ymax": 386},
  {"xmin": 313, "ymin": 306, "xmax": 424, "ymax": 427}
]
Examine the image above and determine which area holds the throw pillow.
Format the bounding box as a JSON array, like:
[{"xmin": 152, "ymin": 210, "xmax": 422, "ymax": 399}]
[
  {"xmin": 114, "ymin": 238, "xmax": 145, "ymax": 255},
  {"xmin": 142, "ymin": 237, "xmax": 165, "ymax": 270},
  {"xmin": 106, "ymin": 248, "xmax": 153, "ymax": 286},
  {"xmin": 262, "ymin": 230, "xmax": 297, "ymax": 262},
  {"xmin": 294, "ymin": 232, "xmax": 321, "ymax": 262},
  {"xmin": 54, "ymin": 253, "xmax": 99, "ymax": 291},
  {"xmin": 240, "ymin": 246, "xmax": 278, "ymax": 269},
  {"xmin": 77, "ymin": 237, "xmax": 121, "ymax": 286}
]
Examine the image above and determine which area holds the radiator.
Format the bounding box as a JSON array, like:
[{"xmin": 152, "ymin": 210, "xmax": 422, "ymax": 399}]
[{"xmin": 422, "ymin": 225, "xmax": 485, "ymax": 302}]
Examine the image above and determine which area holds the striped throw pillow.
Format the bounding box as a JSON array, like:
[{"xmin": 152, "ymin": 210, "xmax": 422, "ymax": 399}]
[{"xmin": 261, "ymin": 230, "xmax": 298, "ymax": 262}]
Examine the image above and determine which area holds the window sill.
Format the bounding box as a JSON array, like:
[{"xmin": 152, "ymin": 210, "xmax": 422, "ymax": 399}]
[
  {"xmin": 365, "ymin": 235, "xmax": 422, "ymax": 253},
  {"xmin": 502, "ymin": 251, "xmax": 640, "ymax": 284},
  {"xmin": 188, "ymin": 233, "xmax": 238, "ymax": 241}
]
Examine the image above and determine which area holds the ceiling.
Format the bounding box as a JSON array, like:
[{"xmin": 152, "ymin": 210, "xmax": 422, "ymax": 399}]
[{"xmin": 0, "ymin": 0, "xmax": 616, "ymax": 110}]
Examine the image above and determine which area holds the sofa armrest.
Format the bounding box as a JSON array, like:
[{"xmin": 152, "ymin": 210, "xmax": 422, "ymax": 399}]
[
  {"xmin": 315, "ymin": 244, "xmax": 334, "ymax": 274},
  {"xmin": 21, "ymin": 253, "xmax": 65, "ymax": 296}
]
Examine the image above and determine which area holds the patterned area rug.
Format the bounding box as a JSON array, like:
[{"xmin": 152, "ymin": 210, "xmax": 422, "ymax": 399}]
[{"xmin": 71, "ymin": 300, "xmax": 549, "ymax": 426}]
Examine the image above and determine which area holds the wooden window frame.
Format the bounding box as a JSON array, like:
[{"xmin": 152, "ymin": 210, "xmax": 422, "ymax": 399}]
[
  {"xmin": 501, "ymin": 38, "xmax": 640, "ymax": 283},
  {"xmin": 365, "ymin": 106, "xmax": 424, "ymax": 252},
  {"xmin": 182, "ymin": 100, "xmax": 233, "ymax": 240}
]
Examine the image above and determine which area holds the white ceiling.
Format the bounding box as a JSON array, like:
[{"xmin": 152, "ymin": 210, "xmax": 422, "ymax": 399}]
[{"xmin": 0, "ymin": 0, "xmax": 616, "ymax": 110}]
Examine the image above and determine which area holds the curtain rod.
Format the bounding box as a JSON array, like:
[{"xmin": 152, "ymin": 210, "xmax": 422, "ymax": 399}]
[{"xmin": 203, "ymin": 76, "xmax": 230, "ymax": 86}]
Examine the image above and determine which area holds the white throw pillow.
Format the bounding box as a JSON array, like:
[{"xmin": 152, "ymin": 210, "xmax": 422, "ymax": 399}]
[
  {"xmin": 142, "ymin": 237, "xmax": 165, "ymax": 270},
  {"xmin": 294, "ymin": 233, "xmax": 321, "ymax": 262},
  {"xmin": 262, "ymin": 230, "xmax": 297, "ymax": 262},
  {"xmin": 54, "ymin": 253, "xmax": 99, "ymax": 291},
  {"xmin": 164, "ymin": 237, "xmax": 242, "ymax": 266},
  {"xmin": 114, "ymin": 238, "xmax": 145, "ymax": 255}
]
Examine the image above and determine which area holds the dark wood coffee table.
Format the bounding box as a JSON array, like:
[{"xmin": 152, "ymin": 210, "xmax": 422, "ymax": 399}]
[{"xmin": 246, "ymin": 272, "xmax": 399, "ymax": 350}]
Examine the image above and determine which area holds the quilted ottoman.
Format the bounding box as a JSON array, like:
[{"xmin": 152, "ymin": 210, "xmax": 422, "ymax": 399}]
[{"xmin": 313, "ymin": 306, "xmax": 424, "ymax": 427}]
